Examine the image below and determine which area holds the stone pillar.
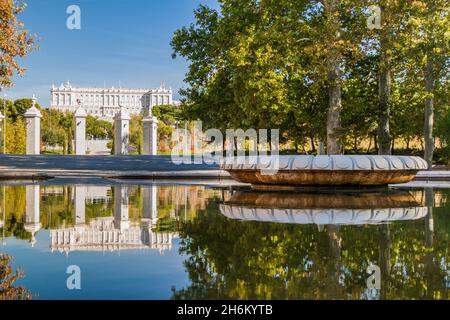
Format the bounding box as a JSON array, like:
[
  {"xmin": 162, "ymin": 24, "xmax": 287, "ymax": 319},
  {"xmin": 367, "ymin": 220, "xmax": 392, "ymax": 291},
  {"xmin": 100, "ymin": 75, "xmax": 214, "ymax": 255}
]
[
  {"xmin": 142, "ymin": 116, "xmax": 158, "ymax": 155},
  {"xmin": 114, "ymin": 107, "xmax": 130, "ymax": 155},
  {"xmin": 74, "ymin": 106, "xmax": 87, "ymax": 155},
  {"xmin": 74, "ymin": 185, "xmax": 86, "ymax": 226},
  {"xmin": 114, "ymin": 186, "xmax": 129, "ymax": 231},
  {"xmin": 143, "ymin": 185, "xmax": 158, "ymax": 225},
  {"xmin": 24, "ymin": 95, "xmax": 42, "ymax": 155},
  {"xmin": 25, "ymin": 185, "xmax": 41, "ymax": 246}
]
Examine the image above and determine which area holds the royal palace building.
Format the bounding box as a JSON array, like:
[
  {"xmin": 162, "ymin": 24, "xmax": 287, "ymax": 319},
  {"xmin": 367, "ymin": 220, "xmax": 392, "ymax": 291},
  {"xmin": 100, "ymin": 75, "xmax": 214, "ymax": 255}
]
[{"xmin": 50, "ymin": 81, "xmax": 173, "ymax": 120}]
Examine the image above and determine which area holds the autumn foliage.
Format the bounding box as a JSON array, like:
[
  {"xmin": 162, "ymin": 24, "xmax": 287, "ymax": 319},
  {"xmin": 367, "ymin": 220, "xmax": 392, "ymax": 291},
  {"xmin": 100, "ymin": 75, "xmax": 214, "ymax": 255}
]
[{"xmin": 0, "ymin": 0, "xmax": 36, "ymax": 88}]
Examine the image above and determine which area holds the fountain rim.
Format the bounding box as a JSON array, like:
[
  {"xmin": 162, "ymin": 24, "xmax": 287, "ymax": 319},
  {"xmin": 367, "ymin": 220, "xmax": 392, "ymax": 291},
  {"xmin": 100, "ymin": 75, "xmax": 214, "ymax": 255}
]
[{"xmin": 220, "ymin": 155, "xmax": 428, "ymax": 171}]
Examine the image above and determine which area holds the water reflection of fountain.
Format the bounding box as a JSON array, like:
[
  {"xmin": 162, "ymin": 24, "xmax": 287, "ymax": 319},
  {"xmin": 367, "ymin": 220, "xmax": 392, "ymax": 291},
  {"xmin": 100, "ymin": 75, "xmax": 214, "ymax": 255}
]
[{"xmin": 220, "ymin": 190, "xmax": 428, "ymax": 225}]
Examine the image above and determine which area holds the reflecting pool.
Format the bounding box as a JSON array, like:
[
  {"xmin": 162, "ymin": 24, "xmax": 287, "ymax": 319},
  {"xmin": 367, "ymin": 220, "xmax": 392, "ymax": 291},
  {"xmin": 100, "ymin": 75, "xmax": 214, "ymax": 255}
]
[{"xmin": 0, "ymin": 182, "xmax": 448, "ymax": 300}]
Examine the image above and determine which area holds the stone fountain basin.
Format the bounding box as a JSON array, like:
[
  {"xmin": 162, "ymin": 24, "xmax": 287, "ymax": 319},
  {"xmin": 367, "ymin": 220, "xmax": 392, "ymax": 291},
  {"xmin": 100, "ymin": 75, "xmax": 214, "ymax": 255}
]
[{"xmin": 220, "ymin": 155, "xmax": 428, "ymax": 186}]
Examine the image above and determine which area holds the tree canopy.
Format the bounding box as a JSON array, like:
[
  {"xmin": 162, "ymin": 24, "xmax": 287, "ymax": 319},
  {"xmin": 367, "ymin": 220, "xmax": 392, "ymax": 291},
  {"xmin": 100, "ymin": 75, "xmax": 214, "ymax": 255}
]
[{"xmin": 172, "ymin": 0, "xmax": 449, "ymax": 158}]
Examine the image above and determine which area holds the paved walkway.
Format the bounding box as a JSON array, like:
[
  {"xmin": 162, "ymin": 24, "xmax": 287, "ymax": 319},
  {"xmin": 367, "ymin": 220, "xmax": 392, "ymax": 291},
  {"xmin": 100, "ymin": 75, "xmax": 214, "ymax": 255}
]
[
  {"xmin": 415, "ymin": 170, "xmax": 450, "ymax": 180},
  {"xmin": 1, "ymin": 155, "xmax": 450, "ymax": 182},
  {"xmin": 0, "ymin": 155, "xmax": 229, "ymax": 179}
]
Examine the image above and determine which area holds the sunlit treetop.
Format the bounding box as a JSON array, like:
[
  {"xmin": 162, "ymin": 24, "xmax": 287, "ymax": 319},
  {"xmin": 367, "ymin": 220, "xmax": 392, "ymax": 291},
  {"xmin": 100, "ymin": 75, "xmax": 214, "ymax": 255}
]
[{"xmin": 0, "ymin": 0, "xmax": 37, "ymax": 88}]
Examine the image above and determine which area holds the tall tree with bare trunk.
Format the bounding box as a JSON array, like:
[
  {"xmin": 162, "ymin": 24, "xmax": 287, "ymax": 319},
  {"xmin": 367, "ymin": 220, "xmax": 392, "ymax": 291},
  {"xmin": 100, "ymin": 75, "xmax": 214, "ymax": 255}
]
[
  {"xmin": 322, "ymin": 0, "xmax": 343, "ymax": 155},
  {"xmin": 406, "ymin": 0, "xmax": 449, "ymax": 169}
]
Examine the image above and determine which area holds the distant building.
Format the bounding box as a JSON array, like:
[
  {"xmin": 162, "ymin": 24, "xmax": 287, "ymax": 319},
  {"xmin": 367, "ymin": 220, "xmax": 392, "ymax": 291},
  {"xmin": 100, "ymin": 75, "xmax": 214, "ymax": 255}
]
[{"xmin": 50, "ymin": 81, "xmax": 173, "ymax": 120}]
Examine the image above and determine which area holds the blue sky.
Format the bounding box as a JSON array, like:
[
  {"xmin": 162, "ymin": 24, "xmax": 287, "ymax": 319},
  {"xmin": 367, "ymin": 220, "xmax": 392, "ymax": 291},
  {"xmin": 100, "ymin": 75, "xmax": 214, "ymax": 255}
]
[{"xmin": 4, "ymin": 0, "xmax": 219, "ymax": 106}]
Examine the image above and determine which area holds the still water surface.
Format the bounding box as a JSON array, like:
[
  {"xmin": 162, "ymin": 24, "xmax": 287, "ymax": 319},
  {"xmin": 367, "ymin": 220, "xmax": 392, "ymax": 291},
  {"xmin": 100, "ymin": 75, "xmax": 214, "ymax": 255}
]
[{"xmin": 0, "ymin": 182, "xmax": 448, "ymax": 300}]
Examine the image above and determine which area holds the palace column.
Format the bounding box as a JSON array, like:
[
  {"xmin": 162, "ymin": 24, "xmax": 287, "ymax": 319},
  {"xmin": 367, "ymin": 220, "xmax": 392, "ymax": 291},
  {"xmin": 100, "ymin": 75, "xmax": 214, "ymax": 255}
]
[
  {"xmin": 25, "ymin": 185, "xmax": 41, "ymax": 247},
  {"xmin": 114, "ymin": 107, "xmax": 130, "ymax": 155},
  {"xmin": 24, "ymin": 95, "xmax": 42, "ymax": 155},
  {"xmin": 74, "ymin": 105, "xmax": 87, "ymax": 155},
  {"xmin": 142, "ymin": 116, "xmax": 158, "ymax": 155},
  {"xmin": 74, "ymin": 186, "xmax": 86, "ymax": 226},
  {"xmin": 114, "ymin": 186, "xmax": 129, "ymax": 232}
]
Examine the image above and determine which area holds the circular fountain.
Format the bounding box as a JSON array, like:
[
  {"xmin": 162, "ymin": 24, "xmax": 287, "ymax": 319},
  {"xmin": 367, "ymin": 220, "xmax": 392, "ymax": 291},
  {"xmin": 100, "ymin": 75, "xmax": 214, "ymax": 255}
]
[{"xmin": 221, "ymin": 155, "xmax": 428, "ymax": 187}]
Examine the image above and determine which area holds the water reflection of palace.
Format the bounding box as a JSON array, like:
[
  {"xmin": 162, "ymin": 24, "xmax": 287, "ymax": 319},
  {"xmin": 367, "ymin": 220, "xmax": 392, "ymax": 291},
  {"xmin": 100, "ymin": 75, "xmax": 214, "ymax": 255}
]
[{"xmin": 22, "ymin": 185, "xmax": 178, "ymax": 253}]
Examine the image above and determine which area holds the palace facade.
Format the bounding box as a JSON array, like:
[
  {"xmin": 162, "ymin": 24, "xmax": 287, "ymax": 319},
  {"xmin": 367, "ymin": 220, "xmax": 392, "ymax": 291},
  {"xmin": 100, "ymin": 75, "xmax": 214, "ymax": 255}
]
[{"xmin": 50, "ymin": 82, "xmax": 173, "ymax": 120}]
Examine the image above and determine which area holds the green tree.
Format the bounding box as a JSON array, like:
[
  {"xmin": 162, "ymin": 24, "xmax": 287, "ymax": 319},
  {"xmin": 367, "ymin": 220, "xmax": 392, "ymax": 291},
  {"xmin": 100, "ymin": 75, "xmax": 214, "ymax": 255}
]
[
  {"xmin": 407, "ymin": 0, "xmax": 449, "ymax": 168},
  {"xmin": 86, "ymin": 115, "xmax": 112, "ymax": 140},
  {"xmin": 5, "ymin": 116, "xmax": 26, "ymax": 154},
  {"xmin": 130, "ymin": 114, "xmax": 143, "ymax": 154},
  {"xmin": 152, "ymin": 104, "xmax": 186, "ymax": 152},
  {"xmin": 13, "ymin": 98, "xmax": 41, "ymax": 117},
  {"xmin": 41, "ymin": 109, "xmax": 75, "ymax": 154},
  {"xmin": 172, "ymin": 1, "xmax": 365, "ymax": 155}
]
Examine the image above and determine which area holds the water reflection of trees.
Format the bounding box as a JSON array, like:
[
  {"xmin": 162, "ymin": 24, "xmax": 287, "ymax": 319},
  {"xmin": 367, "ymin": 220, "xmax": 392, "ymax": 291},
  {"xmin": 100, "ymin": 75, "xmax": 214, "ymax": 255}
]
[
  {"xmin": 173, "ymin": 199, "xmax": 449, "ymax": 300},
  {"xmin": 0, "ymin": 254, "xmax": 31, "ymax": 300}
]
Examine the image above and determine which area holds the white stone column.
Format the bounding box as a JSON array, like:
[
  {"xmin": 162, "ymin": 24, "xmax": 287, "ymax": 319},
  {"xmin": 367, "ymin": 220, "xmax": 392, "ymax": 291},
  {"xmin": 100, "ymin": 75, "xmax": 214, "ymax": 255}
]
[
  {"xmin": 74, "ymin": 185, "xmax": 86, "ymax": 226},
  {"xmin": 114, "ymin": 107, "xmax": 130, "ymax": 155},
  {"xmin": 143, "ymin": 185, "xmax": 158, "ymax": 225},
  {"xmin": 114, "ymin": 186, "xmax": 129, "ymax": 231},
  {"xmin": 24, "ymin": 95, "xmax": 42, "ymax": 155},
  {"xmin": 25, "ymin": 185, "xmax": 41, "ymax": 246},
  {"xmin": 142, "ymin": 116, "xmax": 158, "ymax": 155},
  {"xmin": 74, "ymin": 106, "xmax": 87, "ymax": 155}
]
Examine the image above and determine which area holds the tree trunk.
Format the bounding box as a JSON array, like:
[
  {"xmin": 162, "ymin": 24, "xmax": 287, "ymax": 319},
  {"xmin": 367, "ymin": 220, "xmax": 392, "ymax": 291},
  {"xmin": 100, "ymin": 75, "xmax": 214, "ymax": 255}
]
[
  {"xmin": 378, "ymin": 53, "xmax": 392, "ymax": 155},
  {"xmin": 377, "ymin": 5, "xmax": 392, "ymax": 156},
  {"xmin": 67, "ymin": 131, "xmax": 73, "ymax": 155},
  {"xmin": 309, "ymin": 136, "xmax": 316, "ymax": 153},
  {"xmin": 367, "ymin": 136, "xmax": 372, "ymax": 153},
  {"xmin": 379, "ymin": 224, "xmax": 391, "ymax": 300},
  {"xmin": 424, "ymin": 56, "xmax": 434, "ymax": 170},
  {"xmin": 391, "ymin": 136, "xmax": 395, "ymax": 154},
  {"xmin": 295, "ymin": 140, "xmax": 300, "ymax": 153},
  {"xmin": 374, "ymin": 133, "xmax": 378, "ymax": 154},
  {"xmin": 424, "ymin": 187, "xmax": 435, "ymax": 298},
  {"xmin": 327, "ymin": 225, "xmax": 342, "ymax": 299},
  {"xmin": 327, "ymin": 63, "xmax": 343, "ymax": 155},
  {"xmin": 63, "ymin": 138, "xmax": 67, "ymax": 155},
  {"xmin": 324, "ymin": 0, "xmax": 343, "ymax": 155}
]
